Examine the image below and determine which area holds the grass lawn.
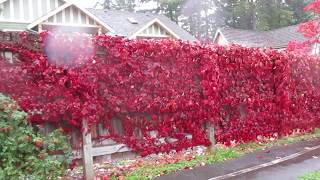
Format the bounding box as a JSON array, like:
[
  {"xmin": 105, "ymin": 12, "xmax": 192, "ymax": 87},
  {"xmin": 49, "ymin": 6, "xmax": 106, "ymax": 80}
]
[
  {"xmin": 235, "ymin": 128, "xmax": 320, "ymax": 155},
  {"xmin": 298, "ymin": 171, "xmax": 320, "ymax": 180},
  {"xmin": 125, "ymin": 147, "xmax": 239, "ymax": 180},
  {"xmin": 121, "ymin": 128, "xmax": 320, "ymax": 179},
  {"xmin": 70, "ymin": 128, "xmax": 320, "ymax": 179}
]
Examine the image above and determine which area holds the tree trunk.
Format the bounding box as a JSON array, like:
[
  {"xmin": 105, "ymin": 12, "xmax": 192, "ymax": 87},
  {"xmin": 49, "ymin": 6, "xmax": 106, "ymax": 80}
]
[
  {"xmin": 103, "ymin": 0, "xmax": 111, "ymax": 9},
  {"xmin": 251, "ymin": 3, "xmax": 257, "ymax": 30}
]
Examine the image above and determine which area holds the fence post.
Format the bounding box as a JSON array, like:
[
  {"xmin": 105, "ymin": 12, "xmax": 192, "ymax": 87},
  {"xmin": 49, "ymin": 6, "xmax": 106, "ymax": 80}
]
[
  {"xmin": 207, "ymin": 122, "xmax": 215, "ymax": 152},
  {"xmin": 82, "ymin": 119, "xmax": 94, "ymax": 180}
]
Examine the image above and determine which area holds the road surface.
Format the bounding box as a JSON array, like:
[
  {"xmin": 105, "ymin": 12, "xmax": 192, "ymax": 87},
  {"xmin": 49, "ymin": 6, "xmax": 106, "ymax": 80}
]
[
  {"xmin": 227, "ymin": 147, "xmax": 320, "ymax": 180},
  {"xmin": 157, "ymin": 138, "xmax": 320, "ymax": 180}
]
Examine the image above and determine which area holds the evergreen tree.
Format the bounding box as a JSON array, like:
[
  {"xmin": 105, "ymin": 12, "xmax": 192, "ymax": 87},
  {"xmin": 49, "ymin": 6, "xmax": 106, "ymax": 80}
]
[
  {"xmin": 214, "ymin": 0, "xmax": 309, "ymax": 31},
  {"xmin": 147, "ymin": 0, "xmax": 186, "ymax": 23},
  {"xmin": 97, "ymin": 0, "xmax": 136, "ymax": 11},
  {"xmin": 257, "ymin": 0, "xmax": 293, "ymax": 30},
  {"xmin": 98, "ymin": 0, "xmax": 312, "ymax": 40},
  {"xmin": 286, "ymin": 0, "xmax": 312, "ymax": 24},
  {"xmin": 179, "ymin": 0, "xmax": 218, "ymax": 40}
]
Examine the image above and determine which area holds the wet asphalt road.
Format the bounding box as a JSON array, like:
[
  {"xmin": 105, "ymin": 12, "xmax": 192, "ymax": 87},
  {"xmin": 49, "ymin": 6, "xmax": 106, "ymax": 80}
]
[
  {"xmin": 157, "ymin": 139, "xmax": 320, "ymax": 180},
  {"xmin": 228, "ymin": 147, "xmax": 320, "ymax": 180}
]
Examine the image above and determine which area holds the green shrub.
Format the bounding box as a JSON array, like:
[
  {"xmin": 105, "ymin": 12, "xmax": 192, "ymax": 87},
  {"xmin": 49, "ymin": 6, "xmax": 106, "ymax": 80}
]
[
  {"xmin": 299, "ymin": 171, "xmax": 320, "ymax": 180},
  {"xmin": 0, "ymin": 93, "xmax": 72, "ymax": 179}
]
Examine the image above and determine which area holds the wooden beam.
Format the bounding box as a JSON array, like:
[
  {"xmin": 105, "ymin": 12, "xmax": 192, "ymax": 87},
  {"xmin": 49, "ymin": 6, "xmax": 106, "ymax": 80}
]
[
  {"xmin": 70, "ymin": 6, "xmax": 73, "ymax": 23},
  {"xmin": 0, "ymin": 3, "xmax": 4, "ymax": 19},
  {"xmin": 54, "ymin": 0, "xmax": 58, "ymax": 8},
  {"xmin": 98, "ymin": 26, "xmax": 102, "ymax": 35},
  {"xmin": 38, "ymin": 24, "xmax": 42, "ymax": 32},
  {"xmin": 73, "ymin": 143, "xmax": 131, "ymax": 158},
  {"xmin": 53, "ymin": 14, "xmax": 57, "ymax": 23},
  {"xmin": 136, "ymin": 34, "xmax": 170, "ymax": 38},
  {"xmin": 9, "ymin": 0, "xmax": 13, "ymax": 19},
  {"xmin": 86, "ymin": 15, "xmax": 89, "ymax": 25},
  {"xmin": 46, "ymin": 0, "xmax": 51, "ymax": 13},
  {"xmin": 156, "ymin": 24, "xmax": 161, "ymax": 35},
  {"xmin": 19, "ymin": 0, "xmax": 23, "ymax": 20},
  {"xmin": 77, "ymin": 9, "xmax": 81, "ymax": 24},
  {"xmin": 82, "ymin": 119, "xmax": 94, "ymax": 180},
  {"xmin": 92, "ymin": 144, "xmax": 130, "ymax": 157},
  {"xmin": 0, "ymin": 0, "xmax": 8, "ymax": 4},
  {"xmin": 27, "ymin": 2, "xmax": 72, "ymax": 29},
  {"xmin": 42, "ymin": 22, "xmax": 98, "ymax": 28},
  {"xmin": 38, "ymin": 0, "xmax": 42, "ymax": 17},
  {"xmin": 152, "ymin": 24, "xmax": 156, "ymax": 35},
  {"xmin": 62, "ymin": 9, "xmax": 65, "ymax": 23},
  {"xmin": 29, "ymin": 0, "xmax": 33, "ymax": 20},
  {"xmin": 206, "ymin": 122, "xmax": 215, "ymax": 152}
]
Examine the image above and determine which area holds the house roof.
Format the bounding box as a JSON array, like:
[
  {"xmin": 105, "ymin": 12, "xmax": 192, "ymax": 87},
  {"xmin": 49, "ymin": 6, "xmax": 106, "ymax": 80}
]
[
  {"xmin": 27, "ymin": 2, "xmax": 115, "ymax": 33},
  {"xmin": 0, "ymin": 0, "xmax": 196, "ymax": 40},
  {"xmin": 216, "ymin": 25, "xmax": 306, "ymax": 49},
  {"xmin": 86, "ymin": 9, "xmax": 197, "ymax": 41},
  {"xmin": 267, "ymin": 25, "xmax": 306, "ymax": 48}
]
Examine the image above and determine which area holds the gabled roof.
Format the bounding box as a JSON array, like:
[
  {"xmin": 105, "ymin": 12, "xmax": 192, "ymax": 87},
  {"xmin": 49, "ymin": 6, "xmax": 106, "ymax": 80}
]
[
  {"xmin": 0, "ymin": 0, "xmax": 195, "ymax": 40},
  {"xmin": 267, "ymin": 25, "xmax": 306, "ymax": 48},
  {"xmin": 129, "ymin": 18, "xmax": 180, "ymax": 39},
  {"xmin": 86, "ymin": 9, "xmax": 197, "ymax": 41},
  {"xmin": 27, "ymin": 1, "xmax": 115, "ymax": 33},
  {"xmin": 215, "ymin": 25, "xmax": 306, "ymax": 49},
  {"xmin": 215, "ymin": 27, "xmax": 267, "ymax": 47}
]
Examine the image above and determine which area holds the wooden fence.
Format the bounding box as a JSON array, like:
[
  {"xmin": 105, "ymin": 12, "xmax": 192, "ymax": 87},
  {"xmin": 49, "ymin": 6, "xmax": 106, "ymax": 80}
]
[{"xmin": 0, "ymin": 31, "xmax": 216, "ymax": 178}]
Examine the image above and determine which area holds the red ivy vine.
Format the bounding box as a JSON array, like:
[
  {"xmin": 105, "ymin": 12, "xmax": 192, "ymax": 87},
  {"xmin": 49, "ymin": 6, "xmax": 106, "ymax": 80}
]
[
  {"xmin": 287, "ymin": 0, "xmax": 320, "ymax": 54},
  {"xmin": 0, "ymin": 32, "xmax": 320, "ymax": 156}
]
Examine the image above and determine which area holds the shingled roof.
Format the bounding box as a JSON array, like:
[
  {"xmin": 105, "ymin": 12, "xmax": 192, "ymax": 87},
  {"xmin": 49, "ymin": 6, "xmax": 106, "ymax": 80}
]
[
  {"xmin": 215, "ymin": 25, "xmax": 306, "ymax": 49},
  {"xmin": 86, "ymin": 9, "xmax": 197, "ymax": 41}
]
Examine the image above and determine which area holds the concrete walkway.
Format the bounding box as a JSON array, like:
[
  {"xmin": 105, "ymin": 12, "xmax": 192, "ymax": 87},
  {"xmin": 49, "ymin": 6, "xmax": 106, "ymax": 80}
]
[{"xmin": 157, "ymin": 138, "xmax": 320, "ymax": 180}]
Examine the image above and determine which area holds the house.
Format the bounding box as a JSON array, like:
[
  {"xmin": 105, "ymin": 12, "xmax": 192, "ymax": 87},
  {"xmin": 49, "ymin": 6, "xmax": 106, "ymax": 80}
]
[
  {"xmin": 0, "ymin": 0, "xmax": 196, "ymax": 40},
  {"xmin": 213, "ymin": 25, "xmax": 306, "ymax": 50},
  {"xmin": 86, "ymin": 9, "xmax": 196, "ymax": 40}
]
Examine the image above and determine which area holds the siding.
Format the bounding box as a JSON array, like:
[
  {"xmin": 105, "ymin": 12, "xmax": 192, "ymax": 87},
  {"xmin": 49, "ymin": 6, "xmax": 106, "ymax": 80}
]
[
  {"xmin": 215, "ymin": 33, "xmax": 229, "ymax": 46},
  {"xmin": 138, "ymin": 22, "xmax": 173, "ymax": 38},
  {"xmin": 0, "ymin": 21, "xmax": 28, "ymax": 30},
  {"xmin": 44, "ymin": 5, "xmax": 98, "ymax": 26},
  {"xmin": 0, "ymin": 0, "xmax": 64, "ymax": 22}
]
